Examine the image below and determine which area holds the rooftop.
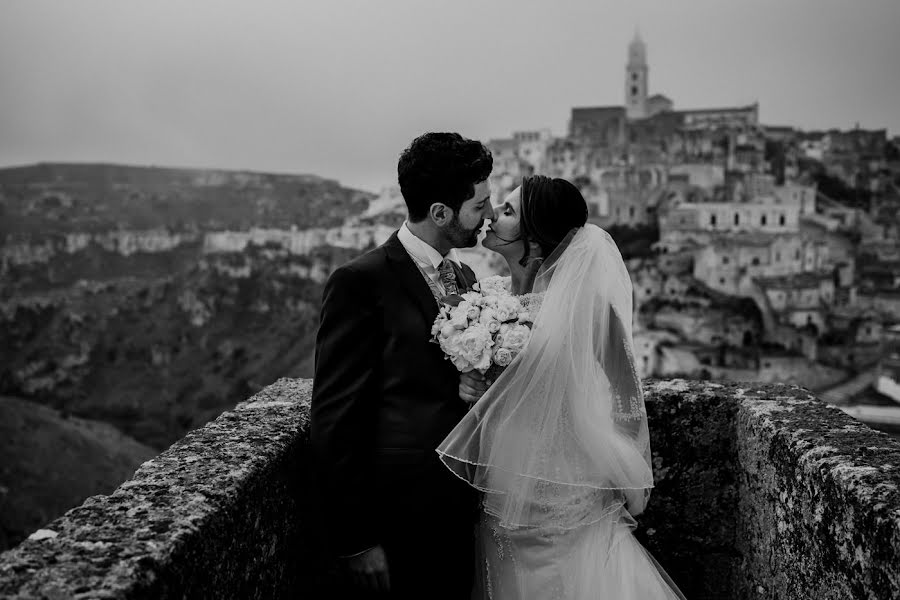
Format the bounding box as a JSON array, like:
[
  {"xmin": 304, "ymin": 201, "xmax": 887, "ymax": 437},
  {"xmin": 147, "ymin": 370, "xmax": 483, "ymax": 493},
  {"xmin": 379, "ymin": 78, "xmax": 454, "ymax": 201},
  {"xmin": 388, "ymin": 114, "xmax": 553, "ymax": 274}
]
[{"xmin": 754, "ymin": 272, "xmax": 834, "ymax": 290}]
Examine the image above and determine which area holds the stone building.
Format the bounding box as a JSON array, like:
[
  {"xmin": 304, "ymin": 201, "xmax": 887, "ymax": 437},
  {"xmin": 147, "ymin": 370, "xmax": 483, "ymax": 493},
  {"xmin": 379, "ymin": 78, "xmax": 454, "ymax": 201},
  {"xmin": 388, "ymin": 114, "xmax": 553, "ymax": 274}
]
[{"xmin": 625, "ymin": 31, "xmax": 649, "ymax": 120}]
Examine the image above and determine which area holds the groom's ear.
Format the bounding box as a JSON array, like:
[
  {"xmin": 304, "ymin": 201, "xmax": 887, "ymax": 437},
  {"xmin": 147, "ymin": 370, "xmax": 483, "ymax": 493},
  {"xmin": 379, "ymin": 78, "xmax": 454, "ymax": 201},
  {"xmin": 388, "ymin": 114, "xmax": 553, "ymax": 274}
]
[{"xmin": 429, "ymin": 202, "xmax": 453, "ymax": 227}]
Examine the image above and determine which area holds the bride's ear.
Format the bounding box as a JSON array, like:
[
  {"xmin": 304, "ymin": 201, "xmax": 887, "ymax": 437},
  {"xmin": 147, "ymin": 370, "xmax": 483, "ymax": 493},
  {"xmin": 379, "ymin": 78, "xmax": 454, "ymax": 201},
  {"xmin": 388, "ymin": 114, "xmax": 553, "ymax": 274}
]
[{"xmin": 528, "ymin": 241, "xmax": 543, "ymax": 260}]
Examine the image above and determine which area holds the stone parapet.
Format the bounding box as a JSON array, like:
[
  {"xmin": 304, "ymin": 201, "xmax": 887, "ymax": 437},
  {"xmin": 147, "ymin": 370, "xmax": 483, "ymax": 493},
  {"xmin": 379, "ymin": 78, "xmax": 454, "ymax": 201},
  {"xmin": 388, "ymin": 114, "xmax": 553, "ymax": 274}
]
[
  {"xmin": 0, "ymin": 378, "xmax": 313, "ymax": 599},
  {"xmin": 1, "ymin": 378, "xmax": 898, "ymax": 599}
]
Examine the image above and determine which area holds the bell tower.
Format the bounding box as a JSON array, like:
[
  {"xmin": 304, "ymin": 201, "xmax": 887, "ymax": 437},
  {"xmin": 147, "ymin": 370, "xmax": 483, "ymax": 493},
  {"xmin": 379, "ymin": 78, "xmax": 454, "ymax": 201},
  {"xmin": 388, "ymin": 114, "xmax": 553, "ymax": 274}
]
[{"xmin": 625, "ymin": 30, "xmax": 648, "ymax": 120}]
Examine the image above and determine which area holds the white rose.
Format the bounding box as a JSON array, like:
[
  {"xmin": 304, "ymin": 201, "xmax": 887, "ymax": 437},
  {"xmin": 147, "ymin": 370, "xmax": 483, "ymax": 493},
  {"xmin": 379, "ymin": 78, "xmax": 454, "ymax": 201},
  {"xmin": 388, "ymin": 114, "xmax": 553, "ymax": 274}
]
[
  {"xmin": 440, "ymin": 323, "xmax": 456, "ymax": 337},
  {"xmin": 479, "ymin": 277, "xmax": 510, "ymax": 297},
  {"xmin": 439, "ymin": 330, "xmax": 464, "ymax": 357},
  {"xmin": 472, "ymin": 346, "xmax": 492, "ymax": 372},
  {"xmin": 493, "ymin": 347, "xmax": 513, "ymax": 367},
  {"xmin": 481, "ymin": 295, "xmax": 499, "ymax": 309},
  {"xmin": 448, "ymin": 305, "xmax": 469, "ymax": 329},
  {"xmin": 458, "ymin": 323, "xmax": 493, "ymax": 367},
  {"xmin": 478, "ymin": 308, "xmax": 501, "ymax": 333},
  {"xmin": 461, "ymin": 291, "xmax": 482, "ymax": 304},
  {"xmin": 501, "ymin": 324, "xmax": 531, "ymax": 353},
  {"xmin": 466, "ymin": 305, "xmax": 480, "ymax": 321},
  {"xmin": 452, "ymin": 355, "xmax": 473, "ymax": 372},
  {"xmin": 493, "ymin": 297, "xmax": 518, "ymax": 322}
]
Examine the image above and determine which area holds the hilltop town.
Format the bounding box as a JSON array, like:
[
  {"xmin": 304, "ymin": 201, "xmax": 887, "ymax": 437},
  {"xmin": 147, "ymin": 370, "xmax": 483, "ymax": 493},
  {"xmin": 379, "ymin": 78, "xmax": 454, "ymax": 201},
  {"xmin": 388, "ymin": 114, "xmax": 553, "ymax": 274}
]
[{"xmin": 478, "ymin": 33, "xmax": 900, "ymax": 415}]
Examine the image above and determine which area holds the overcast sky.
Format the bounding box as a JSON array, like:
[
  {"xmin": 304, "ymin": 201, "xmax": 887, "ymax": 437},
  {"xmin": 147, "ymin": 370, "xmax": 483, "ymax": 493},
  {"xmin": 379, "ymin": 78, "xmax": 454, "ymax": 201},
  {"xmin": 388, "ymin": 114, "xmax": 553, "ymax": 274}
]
[{"xmin": 1, "ymin": 0, "xmax": 898, "ymax": 192}]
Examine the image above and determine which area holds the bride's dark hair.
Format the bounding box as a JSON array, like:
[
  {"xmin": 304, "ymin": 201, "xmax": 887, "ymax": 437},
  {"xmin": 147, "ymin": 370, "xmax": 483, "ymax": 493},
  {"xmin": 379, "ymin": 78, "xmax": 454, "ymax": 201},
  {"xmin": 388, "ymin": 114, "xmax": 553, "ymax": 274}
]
[{"xmin": 518, "ymin": 175, "xmax": 589, "ymax": 266}]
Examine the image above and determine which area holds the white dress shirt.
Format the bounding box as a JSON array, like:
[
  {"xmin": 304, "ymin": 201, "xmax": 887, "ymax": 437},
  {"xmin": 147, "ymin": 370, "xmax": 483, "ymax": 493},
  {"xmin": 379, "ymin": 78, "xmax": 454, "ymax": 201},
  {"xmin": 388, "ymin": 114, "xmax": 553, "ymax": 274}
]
[{"xmin": 397, "ymin": 222, "xmax": 461, "ymax": 296}]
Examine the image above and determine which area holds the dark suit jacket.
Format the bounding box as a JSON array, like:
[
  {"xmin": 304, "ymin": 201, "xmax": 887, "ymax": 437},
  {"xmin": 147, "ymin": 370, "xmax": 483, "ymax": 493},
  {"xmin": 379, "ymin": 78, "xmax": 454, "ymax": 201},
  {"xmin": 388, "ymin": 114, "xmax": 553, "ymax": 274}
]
[{"xmin": 310, "ymin": 231, "xmax": 479, "ymax": 560}]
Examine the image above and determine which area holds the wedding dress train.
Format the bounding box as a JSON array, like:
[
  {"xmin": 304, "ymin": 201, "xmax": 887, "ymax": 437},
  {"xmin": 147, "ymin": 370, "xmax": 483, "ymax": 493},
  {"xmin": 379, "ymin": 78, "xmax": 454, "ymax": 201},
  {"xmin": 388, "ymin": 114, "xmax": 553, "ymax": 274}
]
[{"xmin": 474, "ymin": 506, "xmax": 684, "ymax": 599}]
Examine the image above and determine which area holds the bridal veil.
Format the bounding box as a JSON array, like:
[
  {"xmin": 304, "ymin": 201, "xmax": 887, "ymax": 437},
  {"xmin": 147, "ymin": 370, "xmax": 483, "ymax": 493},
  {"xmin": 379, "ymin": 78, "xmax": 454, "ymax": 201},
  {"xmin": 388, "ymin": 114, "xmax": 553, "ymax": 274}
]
[{"xmin": 437, "ymin": 224, "xmax": 653, "ymax": 530}]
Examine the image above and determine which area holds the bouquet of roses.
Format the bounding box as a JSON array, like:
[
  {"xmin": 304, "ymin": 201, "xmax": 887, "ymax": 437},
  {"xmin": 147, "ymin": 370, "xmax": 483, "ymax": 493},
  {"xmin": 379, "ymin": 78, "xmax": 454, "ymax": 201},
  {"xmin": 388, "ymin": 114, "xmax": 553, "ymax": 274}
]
[{"xmin": 430, "ymin": 278, "xmax": 533, "ymax": 377}]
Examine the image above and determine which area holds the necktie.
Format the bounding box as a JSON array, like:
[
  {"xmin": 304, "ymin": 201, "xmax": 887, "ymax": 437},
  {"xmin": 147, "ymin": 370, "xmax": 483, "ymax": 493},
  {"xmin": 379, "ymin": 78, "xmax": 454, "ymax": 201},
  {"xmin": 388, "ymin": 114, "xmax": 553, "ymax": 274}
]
[{"xmin": 438, "ymin": 259, "xmax": 459, "ymax": 296}]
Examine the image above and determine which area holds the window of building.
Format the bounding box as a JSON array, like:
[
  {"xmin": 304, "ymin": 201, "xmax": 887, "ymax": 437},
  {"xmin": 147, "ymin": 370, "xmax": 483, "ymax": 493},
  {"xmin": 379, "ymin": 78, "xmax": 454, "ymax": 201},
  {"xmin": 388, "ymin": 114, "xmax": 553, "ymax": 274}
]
[
  {"xmin": 719, "ymin": 277, "xmax": 726, "ymax": 285},
  {"xmin": 751, "ymin": 257, "xmax": 760, "ymax": 266},
  {"xmin": 779, "ymin": 214, "xmax": 786, "ymax": 226},
  {"xmin": 629, "ymin": 206, "xmax": 635, "ymax": 218},
  {"xmin": 761, "ymin": 214, "xmax": 767, "ymax": 226},
  {"xmin": 631, "ymin": 86, "xmax": 638, "ymax": 96},
  {"xmin": 734, "ymin": 213, "xmax": 740, "ymax": 225},
  {"xmin": 710, "ymin": 214, "xmax": 717, "ymax": 226},
  {"xmin": 775, "ymin": 251, "xmax": 781, "ymax": 262},
  {"xmin": 722, "ymin": 256, "xmax": 730, "ymax": 265}
]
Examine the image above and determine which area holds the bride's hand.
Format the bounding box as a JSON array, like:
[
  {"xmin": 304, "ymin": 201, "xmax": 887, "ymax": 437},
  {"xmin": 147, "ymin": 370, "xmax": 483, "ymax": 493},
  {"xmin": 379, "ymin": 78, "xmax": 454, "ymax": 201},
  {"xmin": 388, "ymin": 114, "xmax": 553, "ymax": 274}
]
[{"xmin": 459, "ymin": 371, "xmax": 490, "ymax": 404}]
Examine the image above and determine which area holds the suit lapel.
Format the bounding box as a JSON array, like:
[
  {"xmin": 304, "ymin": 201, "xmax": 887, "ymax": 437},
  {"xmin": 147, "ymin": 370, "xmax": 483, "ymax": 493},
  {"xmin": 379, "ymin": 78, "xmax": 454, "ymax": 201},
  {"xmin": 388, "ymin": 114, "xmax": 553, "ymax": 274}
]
[{"xmin": 382, "ymin": 232, "xmax": 440, "ymax": 325}]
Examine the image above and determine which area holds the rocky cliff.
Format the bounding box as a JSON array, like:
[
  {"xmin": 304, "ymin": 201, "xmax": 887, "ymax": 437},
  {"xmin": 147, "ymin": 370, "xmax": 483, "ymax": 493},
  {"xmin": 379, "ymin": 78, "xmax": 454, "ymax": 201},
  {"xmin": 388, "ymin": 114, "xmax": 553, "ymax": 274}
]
[
  {"xmin": 0, "ymin": 164, "xmax": 388, "ymax": 448},
  {"xmin": 0, "ymin": 163, "xmax": 392, "ymax": 548}
]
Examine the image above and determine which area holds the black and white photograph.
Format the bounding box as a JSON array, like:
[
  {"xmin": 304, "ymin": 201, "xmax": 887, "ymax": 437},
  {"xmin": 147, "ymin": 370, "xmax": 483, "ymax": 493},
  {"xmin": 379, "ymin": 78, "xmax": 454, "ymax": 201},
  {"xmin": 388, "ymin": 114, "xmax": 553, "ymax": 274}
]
[{"xmin": 1, "ymin": 1, "xmax": 899, "ymax": 598}]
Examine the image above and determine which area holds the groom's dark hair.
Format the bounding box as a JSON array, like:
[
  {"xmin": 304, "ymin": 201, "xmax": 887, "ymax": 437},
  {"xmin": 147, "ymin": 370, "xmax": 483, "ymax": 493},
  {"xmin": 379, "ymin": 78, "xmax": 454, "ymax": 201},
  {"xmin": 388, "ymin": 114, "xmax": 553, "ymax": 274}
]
[{"xmin": 398, "ymin": 132, "xmax": 493, "ymax": 222}]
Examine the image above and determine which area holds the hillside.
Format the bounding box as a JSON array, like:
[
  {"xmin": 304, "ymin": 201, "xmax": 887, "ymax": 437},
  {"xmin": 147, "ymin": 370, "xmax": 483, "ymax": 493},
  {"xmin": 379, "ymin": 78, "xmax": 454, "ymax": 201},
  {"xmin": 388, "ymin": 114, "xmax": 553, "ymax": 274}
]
[
  {"xmin": 0, "ymin": 395, "xmax": 158, "ymax": 551},
  {"xmin": 1, "ymin": 163, "xmax": 378, "ymax": 451},
  {"xmin": 0, "ymin": 163, "xmax": 390, "ymax": 551},
  {"xmin": 0, "ymin": 162, "xmax": 368, "ymax": 236}
]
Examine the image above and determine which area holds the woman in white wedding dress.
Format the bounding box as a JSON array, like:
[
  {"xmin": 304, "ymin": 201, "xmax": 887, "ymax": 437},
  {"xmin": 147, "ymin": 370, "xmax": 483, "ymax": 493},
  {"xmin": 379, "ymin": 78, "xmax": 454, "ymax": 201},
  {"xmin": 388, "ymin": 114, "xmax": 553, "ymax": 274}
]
[{"xmin": 437, "ymin": 176, "xmax": 686, "ymax": 600}]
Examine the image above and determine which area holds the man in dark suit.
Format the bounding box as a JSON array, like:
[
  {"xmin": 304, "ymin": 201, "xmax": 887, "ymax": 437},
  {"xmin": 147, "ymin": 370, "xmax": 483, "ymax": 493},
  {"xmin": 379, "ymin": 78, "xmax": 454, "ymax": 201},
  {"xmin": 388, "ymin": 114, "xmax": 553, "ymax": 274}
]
[{"xmin": 311, "ymin": 132, "xmax": 494, "ymax": 598}]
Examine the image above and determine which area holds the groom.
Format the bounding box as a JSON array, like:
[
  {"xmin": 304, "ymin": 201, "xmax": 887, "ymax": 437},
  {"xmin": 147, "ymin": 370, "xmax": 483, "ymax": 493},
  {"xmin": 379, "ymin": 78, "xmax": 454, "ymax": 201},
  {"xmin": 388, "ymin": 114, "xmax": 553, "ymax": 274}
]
[{"xmin": 311, "ymin": 132, "xmax": 494, "ymax": 598}]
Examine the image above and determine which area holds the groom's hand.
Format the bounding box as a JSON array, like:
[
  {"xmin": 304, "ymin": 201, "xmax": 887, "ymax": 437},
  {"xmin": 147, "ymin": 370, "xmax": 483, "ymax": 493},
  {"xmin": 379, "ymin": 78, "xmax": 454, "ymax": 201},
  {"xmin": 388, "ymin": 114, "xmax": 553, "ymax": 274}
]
[
  {"xmin": 459, "ymin": 371, "xmax": 490, "ymax": 404},
  {"xmin": 345, "ymin": 545, "xmax": 390, "ymax": 593}
]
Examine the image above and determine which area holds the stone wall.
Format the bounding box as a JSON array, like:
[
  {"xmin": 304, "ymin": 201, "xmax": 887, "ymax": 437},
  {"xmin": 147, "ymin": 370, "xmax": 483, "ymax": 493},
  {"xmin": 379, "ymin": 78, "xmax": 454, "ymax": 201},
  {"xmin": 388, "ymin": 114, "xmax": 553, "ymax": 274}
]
[
  {"xmin": 0, "ymin": 379, "xmax": 314, "ymax": 599},
  {"xmin": 2, "ymin": 378, "xmax": 899, "ymax": 599}
]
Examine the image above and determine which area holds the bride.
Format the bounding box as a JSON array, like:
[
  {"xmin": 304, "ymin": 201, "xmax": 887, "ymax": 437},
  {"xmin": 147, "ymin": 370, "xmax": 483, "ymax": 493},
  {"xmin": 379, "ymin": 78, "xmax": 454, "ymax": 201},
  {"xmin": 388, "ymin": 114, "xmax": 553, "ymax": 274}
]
[{"xmin": 437, "ymin": 175, "xmax": 686, "ymax": 599}]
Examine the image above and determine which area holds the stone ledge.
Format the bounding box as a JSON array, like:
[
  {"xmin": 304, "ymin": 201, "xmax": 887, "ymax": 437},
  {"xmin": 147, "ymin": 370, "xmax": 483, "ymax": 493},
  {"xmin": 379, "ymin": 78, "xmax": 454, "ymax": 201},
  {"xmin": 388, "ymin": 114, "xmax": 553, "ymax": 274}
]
[
  {"xmin": 0, "ymin": 378, "xmax": 312, "ymax": 599},
  {"xmin": 643, "ymin": 379, "xmax": 900, "ymax": 600},
  {"xmin": 1, "ymin": 378, "xmax": 898, "ymax": 599}
]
